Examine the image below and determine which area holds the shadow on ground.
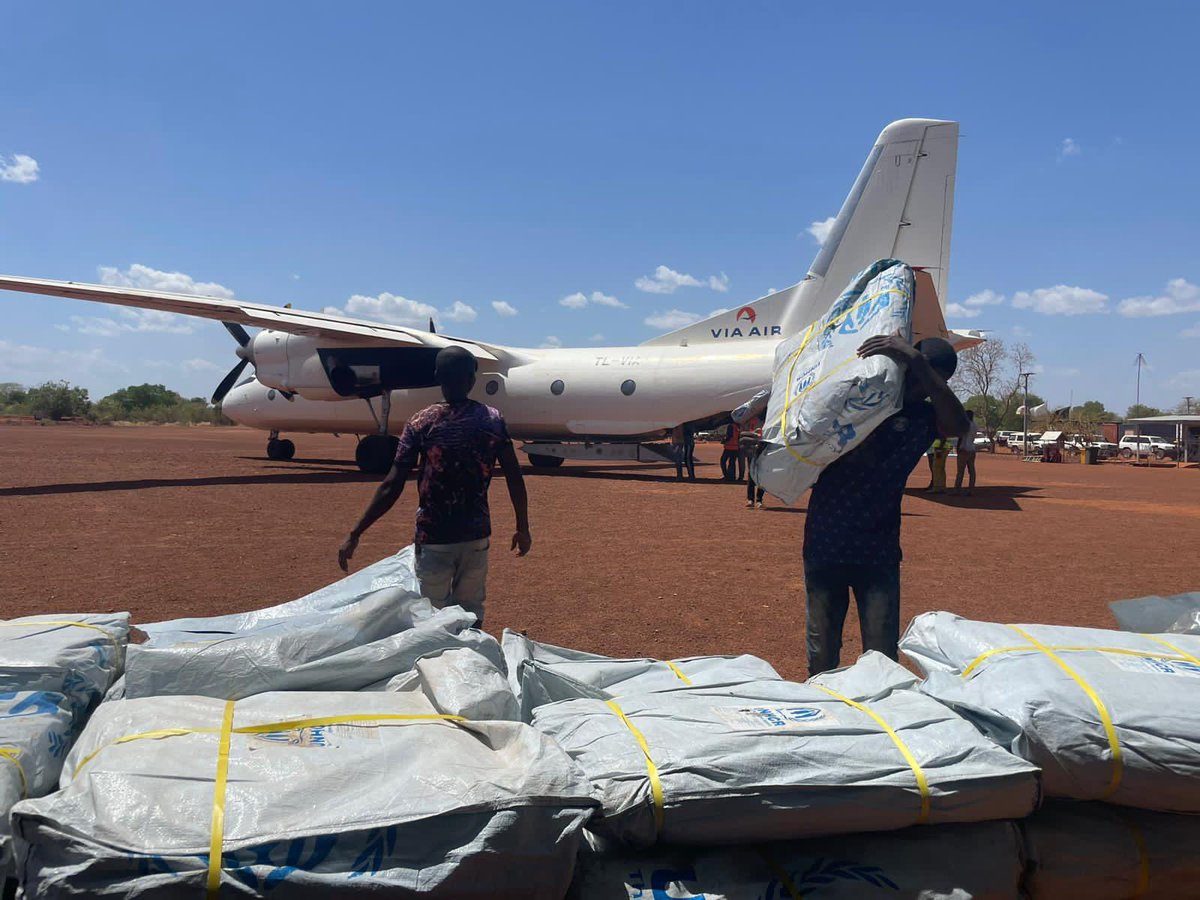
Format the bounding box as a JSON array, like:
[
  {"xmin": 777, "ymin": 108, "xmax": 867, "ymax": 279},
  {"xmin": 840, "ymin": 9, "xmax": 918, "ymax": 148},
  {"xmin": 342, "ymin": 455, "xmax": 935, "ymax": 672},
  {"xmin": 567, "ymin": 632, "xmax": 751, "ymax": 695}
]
[{"xmin": 903, "ymin": 484, "xmax": 1041, "ymax": 512}]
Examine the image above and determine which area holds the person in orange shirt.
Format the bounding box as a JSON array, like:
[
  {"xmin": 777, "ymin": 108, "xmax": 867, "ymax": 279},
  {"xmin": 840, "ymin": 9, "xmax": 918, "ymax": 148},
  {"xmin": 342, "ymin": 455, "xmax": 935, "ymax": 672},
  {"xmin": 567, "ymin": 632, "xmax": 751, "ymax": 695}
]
[{"xmin": 720, "ymin": 422, "xmax": 743, "ymax": 482}]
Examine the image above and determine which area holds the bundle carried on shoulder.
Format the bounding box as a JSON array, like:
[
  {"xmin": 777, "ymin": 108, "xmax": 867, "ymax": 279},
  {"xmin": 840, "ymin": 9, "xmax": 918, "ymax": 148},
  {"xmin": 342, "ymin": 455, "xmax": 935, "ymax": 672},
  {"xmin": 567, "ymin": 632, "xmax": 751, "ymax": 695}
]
[
  {"xmin": 569, "ymin": 820, "xmax": 1024, "ymax": 900},
  {"xmin": 901, "ymin": 612, "xmax": 1200, "ymax": 810},
  {"xmin": 12, "ymin": 689, "xmax": 596, "ymax": 897},
  {"xmin": 530, "ymin": 652, "xmax": 1038, "ymax": 847},
  {"xmin": 753, "ymin": 259, "xmax": 914, "ymax": 504},
  {"xmin": 501, "ymin": 631, "xmax": 780, "ymax": 722}
]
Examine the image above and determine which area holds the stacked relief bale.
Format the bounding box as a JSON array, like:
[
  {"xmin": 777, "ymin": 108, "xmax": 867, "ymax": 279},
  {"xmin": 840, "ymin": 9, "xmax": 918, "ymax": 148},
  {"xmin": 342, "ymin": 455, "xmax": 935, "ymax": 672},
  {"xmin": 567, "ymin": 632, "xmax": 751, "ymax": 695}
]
[{"xmin": 0, "ymin": 615, "xmax": 129, "ymax": 881}]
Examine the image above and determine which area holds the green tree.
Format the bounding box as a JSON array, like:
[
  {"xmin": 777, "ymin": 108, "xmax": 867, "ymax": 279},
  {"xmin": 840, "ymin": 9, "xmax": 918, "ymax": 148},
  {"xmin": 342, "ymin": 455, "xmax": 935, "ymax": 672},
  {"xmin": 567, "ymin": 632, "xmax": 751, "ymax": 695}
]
[
  {"xmin": 1126, "ymin": 403, "xmax": 1164, "ymax": 419},
  {"xmin": 1077, "ymin": 399, "xmax": 1119, "ymax": 421},
  {"xmin": 0, "ymin": 382, "xmax": 28, "ymax": 411},
  {"xmin": 97, "ymin": 383, "xmax": 185, "ymax": 418},
  {"xmin": 25, "ymin": 381, "xmax": 91, "ymax": 420}
]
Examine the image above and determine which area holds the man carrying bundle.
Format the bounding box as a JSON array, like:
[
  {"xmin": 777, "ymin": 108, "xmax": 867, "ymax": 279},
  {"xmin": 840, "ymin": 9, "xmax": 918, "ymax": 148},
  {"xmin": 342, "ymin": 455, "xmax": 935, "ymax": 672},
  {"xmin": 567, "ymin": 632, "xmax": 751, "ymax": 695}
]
[{"xmin": 804, "ymin": 335, "xmax": 967, "ymax": 676}]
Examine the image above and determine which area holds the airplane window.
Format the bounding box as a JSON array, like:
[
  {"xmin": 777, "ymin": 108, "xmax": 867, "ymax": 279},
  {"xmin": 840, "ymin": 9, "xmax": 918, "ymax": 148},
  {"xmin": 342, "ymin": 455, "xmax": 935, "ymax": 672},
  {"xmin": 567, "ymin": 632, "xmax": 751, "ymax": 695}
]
[
  {"xmin": 235, "ymin": 374, "xmax": 256, "ymax": 388},
  {"xmin": 621, "ymin": 379, "xmax": 636, "ymax": 396},
  {"xmin": 485, "ymin": 379, "xmax": 500, "ymax": 395},
  {"xmin": 267, "ymin": 389, "xmax": 277, "ymax": 400},
  {"xmin": 551, "ymin": 379, "xmax": 565, "ymax": 396}
]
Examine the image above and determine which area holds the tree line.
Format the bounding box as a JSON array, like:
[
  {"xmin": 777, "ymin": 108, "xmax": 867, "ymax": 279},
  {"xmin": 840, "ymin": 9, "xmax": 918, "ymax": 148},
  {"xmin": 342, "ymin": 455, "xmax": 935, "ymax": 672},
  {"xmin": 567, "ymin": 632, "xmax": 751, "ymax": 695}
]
[
  {"xmin": 954, "ymin": 339, "xmax": 1187, "ymax": 436},
  {"xmin": 0, "ymin": 381, "xmax": 233, "ymax": 425}
]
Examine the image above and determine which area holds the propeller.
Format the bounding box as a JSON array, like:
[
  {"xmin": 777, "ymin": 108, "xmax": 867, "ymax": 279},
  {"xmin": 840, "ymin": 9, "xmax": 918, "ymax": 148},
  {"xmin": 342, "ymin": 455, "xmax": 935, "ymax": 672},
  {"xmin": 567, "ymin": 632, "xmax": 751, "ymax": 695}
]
[{"xmin": 212, "ymin": 321, "xmax": 253, "ymax": 404}]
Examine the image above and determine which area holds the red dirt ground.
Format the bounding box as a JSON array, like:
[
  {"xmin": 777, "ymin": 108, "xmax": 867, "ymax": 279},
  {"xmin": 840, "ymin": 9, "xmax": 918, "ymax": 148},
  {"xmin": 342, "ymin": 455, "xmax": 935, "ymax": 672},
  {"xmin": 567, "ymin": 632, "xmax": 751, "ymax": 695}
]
[{"xmin": 2, "ymin": 424, "xmax": 1197, "ymax": 680}]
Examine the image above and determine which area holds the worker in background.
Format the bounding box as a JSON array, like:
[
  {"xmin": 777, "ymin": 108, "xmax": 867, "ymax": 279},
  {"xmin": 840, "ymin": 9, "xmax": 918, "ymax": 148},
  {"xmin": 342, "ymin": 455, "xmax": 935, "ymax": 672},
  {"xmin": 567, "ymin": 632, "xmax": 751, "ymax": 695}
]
[
  {"xmin": 671, "ymin": 424, "xmax": 696, "ymax": 481},
  {"xmin": 740, "ymin": 415, "xmax": 766, "ymax": 508},
  {"xmin": 720, "ymin": 421, "xmax": 743, "ymax": 482},
  {"xmin": 804, "ymin": 335, "xmax": 967, "ymax": 677},
  {"xmin": 928, "ymin": 437, "xmax": 952, "ymax": 493},
  {"xmin": 337, "ymin": 346, "xmax": 531, "ymax": 629},
  {"xmin": 955, "ymin": 410, "xmax": 979, "ymax": 494}
]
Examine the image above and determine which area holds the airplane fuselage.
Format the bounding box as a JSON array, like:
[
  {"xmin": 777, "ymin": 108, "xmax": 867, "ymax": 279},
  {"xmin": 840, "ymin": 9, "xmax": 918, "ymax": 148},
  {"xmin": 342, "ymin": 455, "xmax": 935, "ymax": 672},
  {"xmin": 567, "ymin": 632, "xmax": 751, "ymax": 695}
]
[{"xmin": 221, "ymin": 334, "xmax": 778, "ymax": 440}]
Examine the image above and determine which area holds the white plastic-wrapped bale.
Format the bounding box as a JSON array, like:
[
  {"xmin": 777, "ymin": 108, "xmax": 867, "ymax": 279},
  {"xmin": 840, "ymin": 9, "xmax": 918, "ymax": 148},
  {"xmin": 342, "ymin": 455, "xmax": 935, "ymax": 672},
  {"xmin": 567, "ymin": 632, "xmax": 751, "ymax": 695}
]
[
  {"xmin": 374, "ymin": 646, "xmax": 521, "ymax": 721},
  {"xmin": 0, "ymin": 615, "xmax": 129, "ymax": 726},
  {"xmin": 530, "ymin": 652, "xmax": 1039, "ymax": 847},
  {"xmin": 0, "ymin": 693, "xmax": 72, "ymax": 877},
  {"xmin": 569, "ymin": 820, "xmax": 1024, "ymax": 899},
  {"xmin": 1022, "ymin": 801, "xmax": 1200, "ymax": 899},
  {"xmin": 501, "ymin": 630, "xmax": 781, "ymax": 721},
  {"xmin": 753, "ymin": 259, "xmax": 914, "ymax": 504},
  {"xmin": 124, "ymin": 549, "xmax": 497, "ymax": 700},
  {"xmin": 12, "ymin": 690, "xmax": 597, "ymax": 897},
  {"xmin": 1109, "ymin": 590, "xmax": 1200, "ymax": 635},
  {"xmin": 901, "ymin": 612, "xmax": 1200, "ymax": 811}
]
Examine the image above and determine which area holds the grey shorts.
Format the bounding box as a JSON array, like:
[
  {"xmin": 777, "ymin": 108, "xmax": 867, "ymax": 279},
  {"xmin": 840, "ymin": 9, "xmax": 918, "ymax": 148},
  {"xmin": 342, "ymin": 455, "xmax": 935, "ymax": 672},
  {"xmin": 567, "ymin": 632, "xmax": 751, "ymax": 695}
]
[{"xmin": 414, "ymin": 538, "xmax": 490, "ymax": 626}]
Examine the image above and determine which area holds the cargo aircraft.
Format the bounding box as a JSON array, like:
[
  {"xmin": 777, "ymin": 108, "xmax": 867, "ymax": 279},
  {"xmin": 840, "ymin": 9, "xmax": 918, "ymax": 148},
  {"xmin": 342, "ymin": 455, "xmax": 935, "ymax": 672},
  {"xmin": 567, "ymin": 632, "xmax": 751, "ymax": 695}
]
[{"xmin": 1, "ymin": 118, "xmax": 980, "ymax": 474}]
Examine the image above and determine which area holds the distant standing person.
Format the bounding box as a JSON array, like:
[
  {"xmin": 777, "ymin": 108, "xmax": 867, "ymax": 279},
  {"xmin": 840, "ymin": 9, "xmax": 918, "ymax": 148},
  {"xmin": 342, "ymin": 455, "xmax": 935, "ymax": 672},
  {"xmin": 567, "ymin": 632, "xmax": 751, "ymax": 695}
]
[
  {"xmin": 672, "ymin": 423, "xmax": 696, "ymax": 481},
  {"xmin": 740, "ymin": 415, "xmax": 766, "ymax": 508},
  {"xmin": 955, "ymin": 410, "xmax": 979, "ymax": 494},
  {"xmin": 337, "ymin": 347, "xmax": 531, "ymax": 628},
  {"xmin": 804, "ymin": 336, "xmax": 967, "ymax": 676},
  {"xmin": 720, "ymin": 422, "xmax": 743, "ymax": 482}
]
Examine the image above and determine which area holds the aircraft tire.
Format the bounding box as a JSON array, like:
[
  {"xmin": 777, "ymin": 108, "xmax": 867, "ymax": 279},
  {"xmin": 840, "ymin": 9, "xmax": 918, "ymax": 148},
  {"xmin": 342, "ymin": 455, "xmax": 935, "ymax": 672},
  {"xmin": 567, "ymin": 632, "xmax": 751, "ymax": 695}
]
[
  {"xmin": 528, "ymin": 453, "xmax": 565, "ymax": 468},
  {"xmin": 266, "ymin": 438, "xmax": 293, "ymax": 461},
  {"xmin": 356, "ymin": 434, "xmax": 399, "ymax": 474}
]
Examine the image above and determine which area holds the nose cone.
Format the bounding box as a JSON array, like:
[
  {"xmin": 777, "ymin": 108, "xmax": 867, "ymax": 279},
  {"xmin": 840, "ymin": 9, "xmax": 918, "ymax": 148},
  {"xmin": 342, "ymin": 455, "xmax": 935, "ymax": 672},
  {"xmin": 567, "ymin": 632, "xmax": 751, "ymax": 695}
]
[{"xmin": 220, "ymin": 380, "xmax": 262, "ymax": 427}]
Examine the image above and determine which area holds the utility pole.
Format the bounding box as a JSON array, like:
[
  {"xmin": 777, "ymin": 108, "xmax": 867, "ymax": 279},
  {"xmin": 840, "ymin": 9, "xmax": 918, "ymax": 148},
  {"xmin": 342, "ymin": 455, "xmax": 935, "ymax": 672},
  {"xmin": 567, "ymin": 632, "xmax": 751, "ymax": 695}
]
[
  {"xmin": 1019, "ymin": 371, "xmax": 1034, "ymax": 456},
  {"xmin": 1186, "ymin": 396, "xmax": 1194, "ymax": 414},
  {"xmin": 1134, "ymin": 353, "xmax": 1146, "ymax": 464}
]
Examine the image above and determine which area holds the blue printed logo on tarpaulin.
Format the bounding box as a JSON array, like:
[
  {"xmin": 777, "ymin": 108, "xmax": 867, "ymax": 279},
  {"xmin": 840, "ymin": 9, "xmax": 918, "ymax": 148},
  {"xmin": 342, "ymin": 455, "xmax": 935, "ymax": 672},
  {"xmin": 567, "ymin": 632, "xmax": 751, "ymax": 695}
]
[{"xmin": 764, "ymin": 857, "xmax": 900, "ymax": 898}]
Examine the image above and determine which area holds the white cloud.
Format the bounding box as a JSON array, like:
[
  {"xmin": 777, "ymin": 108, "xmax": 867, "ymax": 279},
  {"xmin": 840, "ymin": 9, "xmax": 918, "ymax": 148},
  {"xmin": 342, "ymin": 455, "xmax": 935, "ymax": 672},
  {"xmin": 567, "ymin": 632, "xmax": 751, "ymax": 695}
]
[
  {"xmin": 588, "ymin": 333, "xmax": 606, "ymax": 343},
  {"xmin": 946, "ymin": 289, "xmax": 1006, "ymax": 320},
  {"xmin": 539, "ymin": 336, "xmax": 562, "ymax": 349},
  {"xmin": 635, "ymin": 265, "xmax": 728, "ymax": 295},
  {"xmin": 1182, "ymin": 322, "xmax": 1200, "ymax": 338},
  {"xmin": 0, "ymin": 339, "xmax": 127, "ymax": 383},
  {"xmin": 291, "ymin": 273, "xmax": 301, "ymax": 281},
  {"xmin": 491, "ymin": 300, "xmax": 518, "ymax": 317},
  {"xmin": 181, "ymin": 358, "xmax": 223, "ymax": 373},
  {"xmin": 1117, "ymin": 278, "xmax": 1200, "ymax": 317},
  {"xmin": 444, "ymin": 301, "xmax": 478, "ymax": 323},
  {"xmin": 1059, "ymin": 138, "xmax": 1082, "ymax": 160},
  {"xmin": 326, "ymin": 293, "xmax": 478, "ymax": 328},
  {"xmin": 99, "ymin": 264, "xmax": 235, "ymax": 300},
  {"xmin": 0, "ymin": 153, "xmax": 40, "ymax": 183},
  {"xmin": 559, "ymin": 290, "xmax": 627, "ymax": 310},
  {"xmin": 327, "ymin": 293, "xmax": 439, "ymax": 327},
  {"xmin": 806, "ymin": 216, "xmax": 837, "ymax": 246},
  {"xmin": 1012, "ymin": 285, "xmax": 1108, "ymax": 315},
  {"xmin": 645, "ymin": 309, "xmax": 703, "ymax": 330},
  {"xmin": 70, "ymin": 307, "xmax": 195, "ymax": 337}
]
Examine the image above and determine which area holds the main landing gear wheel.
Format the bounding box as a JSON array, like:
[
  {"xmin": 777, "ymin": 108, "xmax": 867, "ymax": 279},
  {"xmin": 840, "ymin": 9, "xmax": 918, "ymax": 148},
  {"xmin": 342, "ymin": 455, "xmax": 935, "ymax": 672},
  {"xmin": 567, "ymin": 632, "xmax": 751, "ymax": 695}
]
[
  {"xmin": 356, "ymin": 434, "xmax": 400, "ymax": 474},
  {"xmin": 528, "ymin": 453, "xmax": 565, "ymax": 468},
  {"xmin": 266, "ymin": 438, "xmax": 295, "ymax": 461}
]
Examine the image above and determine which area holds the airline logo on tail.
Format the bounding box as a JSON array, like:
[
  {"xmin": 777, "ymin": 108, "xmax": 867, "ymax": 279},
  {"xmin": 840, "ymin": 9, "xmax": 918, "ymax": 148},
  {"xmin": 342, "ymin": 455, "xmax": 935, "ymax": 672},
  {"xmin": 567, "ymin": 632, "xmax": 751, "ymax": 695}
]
[{"xmin": 711, "ymin": 305, "xmax": 781, "ymax": 339}]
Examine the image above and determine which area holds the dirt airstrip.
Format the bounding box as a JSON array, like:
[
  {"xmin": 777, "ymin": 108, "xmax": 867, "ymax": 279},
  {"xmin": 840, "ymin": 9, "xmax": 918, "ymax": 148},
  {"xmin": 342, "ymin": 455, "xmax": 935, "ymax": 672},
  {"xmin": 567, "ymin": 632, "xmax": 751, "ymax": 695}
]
[{"xmin": 2, "ymin": 425, "xmax": 1197, "ymax": 680}]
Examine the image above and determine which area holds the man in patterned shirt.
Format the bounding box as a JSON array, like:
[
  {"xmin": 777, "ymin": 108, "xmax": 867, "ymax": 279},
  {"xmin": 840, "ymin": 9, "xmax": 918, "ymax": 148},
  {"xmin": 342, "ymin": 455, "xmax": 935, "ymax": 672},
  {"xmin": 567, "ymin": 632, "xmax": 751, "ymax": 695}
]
[
  {"xmin": 804, "ymin": 335, "xmax": 967, "ymax": 676},
  {"xmin": 338, "ymin": 347, "xmax": 531, "ymax": 628}
]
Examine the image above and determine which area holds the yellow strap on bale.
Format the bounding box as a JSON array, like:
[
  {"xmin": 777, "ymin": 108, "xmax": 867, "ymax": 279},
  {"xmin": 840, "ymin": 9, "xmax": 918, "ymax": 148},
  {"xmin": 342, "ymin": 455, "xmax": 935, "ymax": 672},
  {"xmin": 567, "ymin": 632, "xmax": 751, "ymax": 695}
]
[
  {"xmin": 0, "ymin": 619, "xmax": 121, "ymax": 658},
  {"xmin": 604, "ymin": 699, "xmax": 665, "ymax": 836},
  {"xmin": 664, "ymin": 661, "xmax": 693, "ymax": 685},
  {"xmin": 205, "ymin": 699, "xmax": 236, "ymax": 898},
  {"xmin": 0, "ymin": 747, "xmax": 28, "ymax": 798},
  {"xmin": 756, "ymin": 847, "xmax": 804, "ymax": 900},
  {"xmin": 1115, "ymin": 810, "xmax": 1152, "ymax": 898},
  {"xmin": 1006, "ymin": 625, "xmax": 1124, "ymax": 798},
  {"xmin": 961, "ymin": 643, "xmax": 1199, "ymax": 679},
  {"xmin": 808, "ymin": 683, "xmax": 930, "ymax": 824}
]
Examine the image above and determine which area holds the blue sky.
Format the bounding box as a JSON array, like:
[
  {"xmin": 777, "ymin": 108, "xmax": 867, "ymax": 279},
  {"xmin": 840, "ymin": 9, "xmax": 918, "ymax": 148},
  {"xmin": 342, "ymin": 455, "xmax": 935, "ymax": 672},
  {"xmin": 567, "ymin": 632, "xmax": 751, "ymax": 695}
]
[{"xmin": 3, "ymin": 3, "xmax": 1198, "ymax": 411}]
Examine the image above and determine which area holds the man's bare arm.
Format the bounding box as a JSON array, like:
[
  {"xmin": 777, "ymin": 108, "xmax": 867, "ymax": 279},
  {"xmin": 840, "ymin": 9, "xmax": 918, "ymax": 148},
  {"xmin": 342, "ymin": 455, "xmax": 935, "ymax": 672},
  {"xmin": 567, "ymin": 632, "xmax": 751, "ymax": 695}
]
[
  {"xmin": 858, "ymin": 334, "xmax": 969, "ymax": 437},
  {"xmin": 497, "ymin": 442, "xmax": 532, "ymax": 556},
  {"xmin": 338, "ymin": 461, "xmax": 410, "ymax": 571}
]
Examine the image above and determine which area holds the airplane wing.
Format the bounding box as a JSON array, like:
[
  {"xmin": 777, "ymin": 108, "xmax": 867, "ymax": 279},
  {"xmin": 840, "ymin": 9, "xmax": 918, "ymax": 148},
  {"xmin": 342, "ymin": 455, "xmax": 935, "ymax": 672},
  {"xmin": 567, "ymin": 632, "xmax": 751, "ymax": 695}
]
[{"xmin": 0, "ymin": 274, "xmax": 517, "ymax": 362}]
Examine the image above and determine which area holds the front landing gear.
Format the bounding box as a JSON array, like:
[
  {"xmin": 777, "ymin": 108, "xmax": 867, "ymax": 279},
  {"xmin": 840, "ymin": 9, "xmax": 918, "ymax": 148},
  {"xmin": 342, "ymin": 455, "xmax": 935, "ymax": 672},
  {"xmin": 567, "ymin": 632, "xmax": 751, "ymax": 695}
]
[
  {"xmin": 266, "ymin": 431, "xmax": 296, "ymax": 461},
  {"xmin": 356, "ymin": 434, "xmax": 399, "ymax": 474},
  {"xmin": 356, "ymin": 393, "xmax": 398, "ymax": 474}
]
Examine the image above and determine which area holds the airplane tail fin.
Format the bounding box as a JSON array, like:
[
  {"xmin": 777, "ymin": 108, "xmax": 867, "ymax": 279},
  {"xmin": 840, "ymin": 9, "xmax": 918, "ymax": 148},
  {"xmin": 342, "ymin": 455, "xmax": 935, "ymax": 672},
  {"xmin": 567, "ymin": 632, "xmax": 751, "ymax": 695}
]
[{"xmin": 641, "ymin": 118, "xmax": 959, "ymax": 347}]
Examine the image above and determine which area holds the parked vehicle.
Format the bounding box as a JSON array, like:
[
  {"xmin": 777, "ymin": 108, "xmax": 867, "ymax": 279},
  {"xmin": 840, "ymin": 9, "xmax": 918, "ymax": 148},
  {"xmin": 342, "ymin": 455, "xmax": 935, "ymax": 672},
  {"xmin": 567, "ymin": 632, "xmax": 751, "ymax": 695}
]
[
  {"xmin": 1118, "ymin": 435, "xmax": 1178, "ymax": 460},
  {"xmin": 972, "ymin": 435, "xmax": 995, "ymax": 452},
  {"xmin": 1007, "ymin": 432, "xmax": 1042, "ymax": 454},
  {"xmin": 1068, "ymin": 436, "xmax": 1118, "ymax": 459}
]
